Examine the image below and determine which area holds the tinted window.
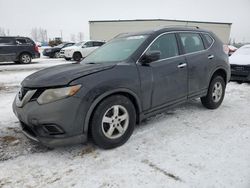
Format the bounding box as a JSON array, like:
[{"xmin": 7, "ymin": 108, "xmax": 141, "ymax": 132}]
[
  {"xmin": 93, "ymin": 42, "xmax": 104, "ymax": 47},
  {"xmin": 180, "ymin": 33, "xmax": 205, "ymax": 54},
  {"xmin": 16, "ymin": 38, "xmax": 27, "ymax": 44},
  {"xmin": 84, "ymin": 42, "xmax": 93, "ymax": 47},
  {"xmin": 203, "ymin": 34, "xmax": 214, "ymax": 47},
  {"xmin": 0, "ymin": 38, "xmax": 15, "ymax": 45},
  {"xmin": 146, "ymin": 33, "xmax": 179, "ymax": 59}
]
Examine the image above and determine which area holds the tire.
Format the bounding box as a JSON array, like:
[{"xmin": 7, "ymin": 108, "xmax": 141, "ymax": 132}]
[
  {"xmin": 14, "ymin": 61, "xmax": 20, "ymax": 64},
  {"xmin": 73, "ymin": 52, "xmax": 82, "ymax": 61},
  {"xmin": 19, "ymin": 53, "xmax": 32, "ymax": 64},
  {"xmin": 201, "ymin": 76, "xmax": 226, "ymax": 109},
  {"xmin": 64, "ymin": 57, "xmax": 71, "ymax": 61},
  {"xmin": 90, "ymin": 95, "xmax": 136, "ymax": 149},
  {"xmin": 54, "ymin": 52, "xmax": 60, "ymax": 58}
]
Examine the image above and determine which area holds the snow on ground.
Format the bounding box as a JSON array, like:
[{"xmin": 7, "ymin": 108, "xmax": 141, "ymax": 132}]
[{"xmin": 0, "ymin": 58, "xmax": 250, "ymax": 188}]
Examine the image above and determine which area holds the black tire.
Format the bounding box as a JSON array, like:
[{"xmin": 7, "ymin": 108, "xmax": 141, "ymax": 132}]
[
  {"xmin": 64, "ymin": 57, "xmax": 71, "ymax": 61},
  {"xmin": 201, "ymin": 76, "xmax": 226, "ymax": 109},
  {"xmin": 90, "ymin": 95, "xmax": 136, "ymax": 149},
  {"xmin": 54, "ymin": 52, "xmax": 60, "ymax": 58},
  {"xmin": 19, "ymin": 53, "xmax": 32, "ymax": 64},
  {"xmin": 73, "ymin": 52, "xmax": 82, "ymax": 61}
]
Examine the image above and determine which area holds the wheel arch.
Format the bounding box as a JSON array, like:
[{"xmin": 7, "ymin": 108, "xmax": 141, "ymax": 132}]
[
  {"xmin": 210, "ymin": 68, "xmax": 228, "ymax": 84},
  {"xmin": 18, "ymin": 51, "xmax": 32, "ymax": 59},
  {"xmin": 83, "ymin": 88, "xmax": 142, "ymax": 134}
]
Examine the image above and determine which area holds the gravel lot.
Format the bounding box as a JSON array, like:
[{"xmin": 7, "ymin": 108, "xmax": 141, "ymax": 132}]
[{"xmin": 0, "ymin": 58, "xmax": 250, "ymax": 188}]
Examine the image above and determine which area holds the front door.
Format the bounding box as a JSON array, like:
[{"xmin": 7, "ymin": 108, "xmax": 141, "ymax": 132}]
[{"xmin": 138, "ymin": 33, "xmax": 188, "ymax": 109}]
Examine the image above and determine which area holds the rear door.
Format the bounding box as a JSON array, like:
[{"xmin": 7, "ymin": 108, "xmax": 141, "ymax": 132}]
[
  {"xmin": 0, "ymin": 37, "xmax": 16, "ymax": 62},
  {"xmin": 178, "ymin": 32, "xmax": 212, "ymax": 98}
]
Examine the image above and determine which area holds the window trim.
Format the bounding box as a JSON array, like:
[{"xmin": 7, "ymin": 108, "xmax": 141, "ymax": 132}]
[{"xmin": 137, "ymin": 31, "xmax": 215, "ymax": 64}]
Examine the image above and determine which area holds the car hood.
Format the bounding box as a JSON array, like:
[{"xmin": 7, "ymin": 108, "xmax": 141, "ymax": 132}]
[
  {"xmin": 21, "ymin": 63, "xmax": 116, "ymax": 88},
  {"xmin": 229, "ymin": 54, "xmax": 250, "ymax": 65}
]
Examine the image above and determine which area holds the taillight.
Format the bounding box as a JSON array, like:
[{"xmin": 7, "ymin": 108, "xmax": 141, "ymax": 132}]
[
  {"xmin": 223, "ymin": 45, "xmax": 229, "ymax": 55},
  {"xmin": 34, "ymin": 45, "xmax": 39, "ymax": 53}
]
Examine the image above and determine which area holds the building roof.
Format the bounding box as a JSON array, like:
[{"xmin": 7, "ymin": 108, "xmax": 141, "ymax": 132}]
[{"xmin": 89, "ymin": 19, "xmax": 232, "ymax": 25}]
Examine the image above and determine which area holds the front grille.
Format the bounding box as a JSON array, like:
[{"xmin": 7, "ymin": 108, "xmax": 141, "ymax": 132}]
[{"xmin": 231, "ymin": 65, "xmax": 250, "ymax": 72}]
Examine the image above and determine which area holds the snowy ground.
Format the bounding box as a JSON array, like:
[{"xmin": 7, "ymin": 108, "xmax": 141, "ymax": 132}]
[{"xmin": 0, "ymin": 58, "xmax": 250, "ymax": 188}]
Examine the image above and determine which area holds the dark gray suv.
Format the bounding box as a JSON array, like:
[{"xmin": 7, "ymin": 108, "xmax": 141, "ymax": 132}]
[
  {"xmin": 0, "ymin": 36, "xmax": 40, "ymax": 64},
  {"xmin": 13, "ymin": 27, "xmax": 230, "ymax": 149}
]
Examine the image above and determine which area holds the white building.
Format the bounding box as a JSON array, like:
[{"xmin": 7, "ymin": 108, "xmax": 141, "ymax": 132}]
[{"xmin": 89, "ymin": 19, "xmax": 232, "ymax": 44}]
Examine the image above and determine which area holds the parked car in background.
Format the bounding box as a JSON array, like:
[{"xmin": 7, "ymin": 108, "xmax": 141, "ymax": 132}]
[
  {"xmin": 43, "ymin": 42, "xmax": 75, "ymax": 58},
  {"xmin": 63, "ymin": 40, "xmax": 105, "ymax": 61},
  {"xmin": 59, "ymin": 42, "xmax": 84, "ymax": 59},
  {"xmin": 230, "ymin": 44, "xmax": 250, "ymax": 82},
  {"xmin": 13, "ymin": 27, "xmax": 230, "ymax": 149},
  {"xmin": 0, "ymin": 36, "xmax": 40, "ymax": 64}
]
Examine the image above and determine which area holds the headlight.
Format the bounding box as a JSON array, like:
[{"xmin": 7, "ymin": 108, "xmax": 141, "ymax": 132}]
[{"xmin": 37, "ymin": 85, "xmax": 81, "ymax": 104}]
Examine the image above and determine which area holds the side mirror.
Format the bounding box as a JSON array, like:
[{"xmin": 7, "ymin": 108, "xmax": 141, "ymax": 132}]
[
  {"xmin": 82, "ymin": 45, "xmax": 86, "ymax": 48},
  {"xmin": 140, "ymin": 51, "xmax": 161, "ymax": 64}
]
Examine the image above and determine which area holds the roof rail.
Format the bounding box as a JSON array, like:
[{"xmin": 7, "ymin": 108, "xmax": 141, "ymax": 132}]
[{"xmin": 155, "ymin": 25, "xmax": 200, "ymax": 30}]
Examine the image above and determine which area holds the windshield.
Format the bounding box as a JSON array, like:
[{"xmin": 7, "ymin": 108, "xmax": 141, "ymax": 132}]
[
  {"xmin": 75, "ymin": 42, "xmax": 84, "ymax": 47},
  {"xmin": 81, "ymin": 35, "xmax": 148, "ymax": 63},
  {"xmin": 235, "ymin": 46, "xmax": 250, "ymax": 55},
  {"xmin": 55, "ymin": 43, "xmax": 65, "ymax": 48}
]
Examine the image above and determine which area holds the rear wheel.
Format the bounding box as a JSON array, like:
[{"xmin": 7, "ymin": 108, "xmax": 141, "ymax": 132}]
[
  {"xmin": 73, "ymin": 52, "xmax": 82, "ymax": 61},
  {"xmin": 201, "ymin": 76, "xmax": 226, "ymax": 109},
  {"xmin": 90, "ymin": 95, "xmax": 136, "ymax": 149},
  {"xmin": 19, "ymin": 53, "xmax": 31, "ymax": 64}
]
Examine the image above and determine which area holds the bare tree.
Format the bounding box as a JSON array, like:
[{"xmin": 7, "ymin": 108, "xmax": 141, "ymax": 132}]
[
  {"xmin": 77, "ymin": 32, "xmax": 84, "ymax": 42},
  {"xmin": 31, "ymin": 28, "xmax": 39, "ymax": 41},
  {"xmin": 31, "ymin": 27, "xmax": 48, "ymax": 42},
  {"xmin": 0, "ymin": 27, "xmax": 6, "ymax": 36},
  {"xmin": 70, "ymin": 34, "xmax": 76, "ymax": 42}
]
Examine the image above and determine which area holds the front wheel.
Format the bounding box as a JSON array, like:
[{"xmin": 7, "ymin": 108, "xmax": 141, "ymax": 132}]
[
  {"xmin": 201, "ymin": 76, "xmax": 226, "ymax": 109},
  {"xmin": 54, "ymin": 52, "xmax": 60, "ymax": 58},
  {"xmin": 90, "ymin": 95, "xmax": 136, "ymax": 149},
  {"xmin": 73, "ymin": 52, "xmax": 82, "ymax": 61}
]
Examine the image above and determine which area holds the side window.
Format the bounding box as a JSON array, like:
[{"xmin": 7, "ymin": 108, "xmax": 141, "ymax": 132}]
[
  {"xmin": 203, "ymin": 34, "xmax": 214, "ymax": 48},
  {"xmin": 84, "ymin": 42, "xmax": 93, "ymax": 47},
  {"xmin": 0, "ymin": 38, "xmax": 15, "ymax": 45},
  {"xmin": 93, "ymin": 42, "xmax": 104, "ymax": 47},
  {"xmin": 179, "ymin": 33, "xmax": 205, "ymax": 54},
  {"xmin": 16, "ymin": 38, "xmax": 27, "ymax": 44},
  {"xmin": 146, "ymin": 33, "xmax": 179, "ymax": 60}
]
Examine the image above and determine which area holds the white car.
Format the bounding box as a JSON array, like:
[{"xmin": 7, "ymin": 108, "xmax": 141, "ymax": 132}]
[
  {"xmin": 62, "ymin": 41, "xmax": 105, "ymax": 61},
  {"xmin": 230, "ymin": 44, "xmax": 250, "ymax": 82}
]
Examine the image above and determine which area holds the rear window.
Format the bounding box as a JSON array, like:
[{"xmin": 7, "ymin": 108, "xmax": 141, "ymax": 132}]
[
  {"xmin": 179, "ymin": 33, "xmax": 205, "ymax": 54},
  {"xmin": 203, "ymin": 34, "xmax": 214, "ymax": 48}
]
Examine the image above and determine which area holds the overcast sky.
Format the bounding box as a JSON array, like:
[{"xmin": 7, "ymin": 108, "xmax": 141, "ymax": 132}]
[{"xmin": 0, "ymin": 0, "xmax": 249, "ymax": 43}]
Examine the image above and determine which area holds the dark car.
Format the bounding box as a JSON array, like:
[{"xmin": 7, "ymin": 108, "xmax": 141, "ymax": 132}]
[
  {"xmin": 230, "ymin": 45, "xmax": 250, "ymax": 83},
  {"xmin": 43, "ymin": 43, "xmax": 75, "ymax": 58},
  {"xmin": 0, "ymin": 36, "xmax": 40, "ymax": 64},
  {"xmin": 13, "ymin": 27, "xmax": 230, "ymax": 149}
]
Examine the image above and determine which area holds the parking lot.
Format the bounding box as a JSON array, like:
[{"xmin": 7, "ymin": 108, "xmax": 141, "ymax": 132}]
[{"xmin": 0, "ymin": 58, "xmax": 250, "ymax": 187}]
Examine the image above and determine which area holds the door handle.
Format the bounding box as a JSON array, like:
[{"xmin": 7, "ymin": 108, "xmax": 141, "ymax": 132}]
[
  {"xmin": 208, "ymin": 55, "xmax": 214, "ymax": 59},
  {"xmin": 177, "ymin": 63, "xmax": 187, "ymax": 68}
]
